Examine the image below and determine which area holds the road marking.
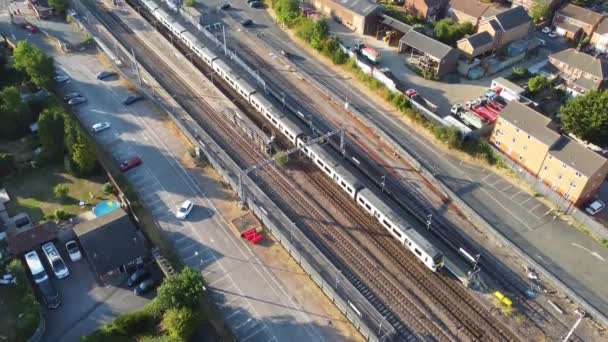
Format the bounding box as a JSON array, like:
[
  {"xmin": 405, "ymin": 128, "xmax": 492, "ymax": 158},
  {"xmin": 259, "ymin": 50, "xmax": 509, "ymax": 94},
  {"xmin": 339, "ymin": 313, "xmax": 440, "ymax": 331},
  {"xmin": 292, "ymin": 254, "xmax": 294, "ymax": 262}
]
[
  {"xmin": 572, "ymin": 243, "xmax": 606, "ymax": 262},
  {"xmin": 225, "ymin": 309, "xmax": 241, "ymax": 320},
  {"xmin": 242, "ymin": 326, "xmax": 266, "ymax": 341},
  {"xmin": 520, "ymin": 196, "xmax": 533, "ymax": 205},
  {"xmin": 528, "ymin": 203, "xmax": 542, "ymax": 212},
  {"xmin": 510, "ymin": 190, "xmax": 522, "ymax": 199},
  {"xmin": 235, "ymin": 318, "xmax": 253, "ymax": 329}
]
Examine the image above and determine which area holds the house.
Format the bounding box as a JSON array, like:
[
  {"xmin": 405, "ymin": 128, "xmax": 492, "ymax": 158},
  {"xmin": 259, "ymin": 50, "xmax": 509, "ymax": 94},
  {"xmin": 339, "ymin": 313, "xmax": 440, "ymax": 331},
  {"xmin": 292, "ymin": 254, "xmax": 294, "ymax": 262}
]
[
  {"xmin": 548, "ymin": 48, "xmax": 608, "ymax": 96},
  {"xmin": 404, "ymin": 0, "xmax": 449, "ymax": 21},
  {"xmin": 308, "ymin": 0, "xmax": 381, "ymax": 35},
  {"xmin": 591, "ymin": 18, "xmax": 608, "ymax": 52},
  {"xmin": 399, "ymin": 29, "xmax": 460, "ymax": 77},
  {"xmin": 449, "ymin": 0, "xmax": 489, "ymax": 28},
  {"xmin": 511, "ymin": 0, "xmax": 560, "ymax": 15},
  {"xmin": 73, "ymin": 209, "xmax": 149, "ymax": 281},
  {"xmin": 457, "ymin": 31, "xmax": 494, "ymax": 59},
  {"xmin": 490, "ymin": 101, "xmax": 608, "ymax": 206},
  {"xmin": 477, "ymin": 6, "xmax": 531, "ymax": 48},
  {"xmin": 552, "ymin": 4, "xmax": 603, "ymax": 40}
]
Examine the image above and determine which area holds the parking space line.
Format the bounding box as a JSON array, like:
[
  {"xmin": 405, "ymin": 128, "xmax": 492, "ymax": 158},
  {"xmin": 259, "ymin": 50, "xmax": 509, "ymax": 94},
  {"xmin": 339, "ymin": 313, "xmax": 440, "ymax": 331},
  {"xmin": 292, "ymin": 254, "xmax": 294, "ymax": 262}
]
[
  {"xmin": 501, "ymin": 184, "xmax": 512, "ymax": 192},
  {"xmin": 208, "ymin": 274, "xmax": 229, "ymax": 287},
  {"xmin": 528, "ymin": 203, "xmax": 542, "ymax": 212},
  {"xmin": 224, "ymin": 309, "xmax": 241, "ymax": 320},
  {"xmin": 242, "ymin": 326, "xmax": 266, "ymax": 342},
  {"xmin": 221, "ymin": 296, "xmax": 241, "ymax": 308},
  {"xmin": 520, "ymin": 196, "xmax": 533, "ymax": 205},
  {"xmin": 510, "ymin": 190, "xmax": 522, "ymax": 199},
  {"xmin": 234, "ymin": 318, "xmax": 253, "ymax": 330}
]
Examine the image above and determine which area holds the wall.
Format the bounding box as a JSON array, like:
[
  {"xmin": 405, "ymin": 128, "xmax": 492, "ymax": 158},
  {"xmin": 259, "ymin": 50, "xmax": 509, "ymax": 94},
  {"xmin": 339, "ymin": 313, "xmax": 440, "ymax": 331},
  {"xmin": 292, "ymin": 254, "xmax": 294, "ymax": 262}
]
[{"xmin": 498, "ymin": 22, "xmax": 531, "ymax": 47}]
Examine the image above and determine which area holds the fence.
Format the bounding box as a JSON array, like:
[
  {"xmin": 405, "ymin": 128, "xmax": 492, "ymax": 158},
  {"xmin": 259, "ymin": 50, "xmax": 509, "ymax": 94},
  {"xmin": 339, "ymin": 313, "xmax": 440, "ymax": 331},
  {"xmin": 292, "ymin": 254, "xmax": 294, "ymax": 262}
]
[{"xmin": 73, "ymin": 3, "xmax": 394, "ymax": 340}]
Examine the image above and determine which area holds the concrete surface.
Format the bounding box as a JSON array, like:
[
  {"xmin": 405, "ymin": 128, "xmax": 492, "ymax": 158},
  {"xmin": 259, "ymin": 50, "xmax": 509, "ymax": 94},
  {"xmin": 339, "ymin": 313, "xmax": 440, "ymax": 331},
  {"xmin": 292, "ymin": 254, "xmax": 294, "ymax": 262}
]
[{"xmin": 191, "ymin": 0, "xmax": 608, "ymax": 320}]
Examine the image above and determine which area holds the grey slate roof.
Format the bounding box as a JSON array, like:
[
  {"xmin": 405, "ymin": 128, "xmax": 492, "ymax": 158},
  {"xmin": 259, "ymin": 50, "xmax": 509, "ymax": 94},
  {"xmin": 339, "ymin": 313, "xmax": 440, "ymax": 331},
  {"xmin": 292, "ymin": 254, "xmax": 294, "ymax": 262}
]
[
  {"xmin": 549, "ymin": 136, "xmax": 607, "ymax": 177},
  {"xmin": 499, "ymin": 101, "xmax": 560, "ymax": 146},
  {"xmin": 465, "ymin": 31, "xmax": 493, "ymax": 48},
  {"xmin": 330, "ymin": 0, "xmax": 379, "ymax": 17},
  {"xmin": 400, "ymin": 30, "xmax": 458, "ymax": 60},
  {"xmin": 74, "ymin": 209, "xmax": 148, "ymax": 276},
  {"xmin": 493, "ymin": 5, "xmax": 530, "ymax": 31},
  {"xmin": 381, "ymin": 15, "xmax": 413, "ymax": 34},
  {"xmin": 450, "ymin": 0, "xmax": 488, "ymax": 18},
  {"xmin": 550, "ymin": 48, "xmax": 608, "ymax": 80}
]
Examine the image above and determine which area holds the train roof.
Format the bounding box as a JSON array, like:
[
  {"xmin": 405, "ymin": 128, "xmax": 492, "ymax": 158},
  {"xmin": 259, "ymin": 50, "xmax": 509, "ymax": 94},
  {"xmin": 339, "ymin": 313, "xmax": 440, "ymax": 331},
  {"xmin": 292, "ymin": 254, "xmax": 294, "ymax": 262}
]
[
  {"xmin": 171, "ymin": 21, "xmax": 187, "ymax": 34},
  {"xmin": 200, "ymin": 47, "xmax": 218, "ymax": 62},
  {"xmin": 249, "ymin": 93, "xmax": 284, "ymax": 119},
  {"xmin": 142, "ymin": 0, "xmax": 158, "ymax": 11},
  {"xmin": 308, "ymin": 144, "xmax": 339, "ymax": 168},
  {"xmin": 155, "ymin": 8, "xmax": 171, "ymax": 22},
  {"xmin": 233, "ymin": 77, "xmax": 257, "ymax": 95},
  {"xmin": 180, "ymin": 31, "xmax": 198, "ymax": 45},
  {"xmin": 212, "ymin": 59, "xmax": 231, "ymax": 72},
  {"xmin": 277, "ymin": 115, "xmax": 304, "ymax": 135},
  {"xmin": 406, "ymin": 228, "xmax": 440, "ymax": 256},
  {"xmin": 333, "ymin": 164, "xmax": 364, "ymax": 190}
]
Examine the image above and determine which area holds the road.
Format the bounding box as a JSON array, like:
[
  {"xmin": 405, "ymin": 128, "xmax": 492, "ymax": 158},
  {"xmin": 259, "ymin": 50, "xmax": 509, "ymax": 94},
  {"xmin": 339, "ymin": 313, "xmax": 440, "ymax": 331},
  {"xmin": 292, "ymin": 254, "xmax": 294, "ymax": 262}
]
[
  {"xmin": 0, "ymin": 10, "xmax": 358, "ymax": 341},
  {"xmin": 197, "ymin": 0, "xmax": 608, "ymax": 320}
]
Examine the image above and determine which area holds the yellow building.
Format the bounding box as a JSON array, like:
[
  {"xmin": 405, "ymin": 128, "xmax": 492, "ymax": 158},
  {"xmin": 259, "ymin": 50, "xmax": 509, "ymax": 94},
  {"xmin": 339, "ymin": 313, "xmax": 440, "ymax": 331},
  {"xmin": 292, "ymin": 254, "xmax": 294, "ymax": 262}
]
[
  {"xmin": 477, "ymin": 6, "xmax": 531, "ymax": 49},
  {"xmin": 490, "ymin": 101, "xmax": 608, "ymax": 206}
]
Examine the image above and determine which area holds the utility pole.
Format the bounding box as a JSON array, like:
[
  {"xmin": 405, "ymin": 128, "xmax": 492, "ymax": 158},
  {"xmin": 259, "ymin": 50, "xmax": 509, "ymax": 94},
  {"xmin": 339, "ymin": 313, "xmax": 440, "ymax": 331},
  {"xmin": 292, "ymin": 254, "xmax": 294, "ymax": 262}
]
[
  {"xmin": 426, "ymin": 213, "xmax": 432, "ymax": 231},
  {"xmin": 380, "ymin": 175, "xmax": 386, "ymax": 193}
]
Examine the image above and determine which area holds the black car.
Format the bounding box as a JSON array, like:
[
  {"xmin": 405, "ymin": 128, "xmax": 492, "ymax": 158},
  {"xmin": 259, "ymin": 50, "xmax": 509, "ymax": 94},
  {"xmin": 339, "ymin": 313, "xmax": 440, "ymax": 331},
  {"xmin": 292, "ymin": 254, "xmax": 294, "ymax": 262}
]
[
  {"xmin": 219, "ymin": 3, "xmax": 230, "ymax": 9},
  {"xmin": 134, "ymin": 279, "xmax": 156, "ymax": 295},
  {"xmin": 123, "ymin": 94, "xmax": 144, "ymax": 105},
  {"xmin": 241, "ymin": 19, "xmax": 253, "ymax": 26},
  {"xmin": 127, "ymin": 268, "xmax": 150, "ymax": 287},
  {"xmin": 249, "ymin": 1, "xmax": 262, "ymax": 8},
  {"xmin": 96, "ymin": 71, "xmax": 118, "ymax": 80},
  {"xmin": 63, "ymin": 92, "xmax": 81, "ymax": 102},
  {"xmin": 38, "ymin": 279, "xmax": 61, "ymax": 309},
  {"xmin": 14, "ymin": 216, "xmax": 31, "ymax": 229}
]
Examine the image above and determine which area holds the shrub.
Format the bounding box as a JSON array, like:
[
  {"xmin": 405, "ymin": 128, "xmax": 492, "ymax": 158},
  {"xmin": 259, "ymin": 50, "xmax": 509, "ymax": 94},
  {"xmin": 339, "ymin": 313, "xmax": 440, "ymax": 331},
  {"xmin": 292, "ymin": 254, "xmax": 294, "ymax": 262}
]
[
  {"xmin": 602, "ymin": 239, "xmax": 608, "ymax": 249},
  {"xmin": 155, "ymin": 268, "xmax": 205, "ymax": 311},
  {"xmin": 510, "ymin": 67, "xmax": 530, "ymax": 81},
  {"xmin": 102, "ymin": 182, "xmax": 115, "ymax": 195},
  {"xmin": 183, "ymin": 0, "xmax": 195, "ymax": 7},
  {"xmin": 53, "ymin": 183, "xmax": 69, "ymax": 200},
  {"xmin": 528, "ymin": 75, "xmax": 548, "ymax": 94},
  {"xmin": 273, "ymin": 150, "xmax": 288, "ymax": 168},
  {"xmin": 161, "ymin": 308, "xmax": 200, "ymax": 340},
  {"xmin": 54, "ymin": 208, "xmax": 72, "ymax": 221}
]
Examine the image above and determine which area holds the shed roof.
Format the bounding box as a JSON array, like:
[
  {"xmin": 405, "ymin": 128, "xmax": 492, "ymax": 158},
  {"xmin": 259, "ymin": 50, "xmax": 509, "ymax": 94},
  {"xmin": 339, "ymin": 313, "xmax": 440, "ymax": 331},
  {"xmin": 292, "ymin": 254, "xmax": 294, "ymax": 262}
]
[
  {"xmin": 493, "ymin": 6, "xmax": 530, "ymax": 31},
  {"xmin": 550, "ymin": 48, "xmax": 608, "ymax": 80},
  {"xmin": 499, "ymin": 101, "xmax": 560, "ymax": 146},
  {"xmin": 450, "ymin": 0, "xmax": 488, "ymax": 18},
  {"xmin": 400, "ymin": 30, "xmax": 458, "ymax": 60},
  {"xmin": 557, "ymin": 4, "xmax": 603, "ymax": 26},
  {"xmin": 549, "ymin": 136, "xmax": 607, "ymax": 177},
  {"xmin": 329, "ymin": 0, "xmax": 380, "ymax": 17},
  {"xmin": 381, "ymin": 15, "xmax": 413, "ymax": 34},
  {"xmin": 492, "ymin": 77, "xmax": 524, "ymax": 94},
  {"xmin": 74, "ymin": 210, "xmax": 148, "ymax": 276}
]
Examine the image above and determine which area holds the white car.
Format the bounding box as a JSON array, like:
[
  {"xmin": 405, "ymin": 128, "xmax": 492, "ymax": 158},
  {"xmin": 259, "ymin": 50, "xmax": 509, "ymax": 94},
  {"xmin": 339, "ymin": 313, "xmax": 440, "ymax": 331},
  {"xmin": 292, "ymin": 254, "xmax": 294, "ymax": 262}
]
[
  {"xmin": 585, "ymin": 200, "xmax": 606, "ymax": 216},
  {"xmin": 54, "ymin": 75, "xmax": 70, "ymax": 84},
  {"xmin": 176, "ymin": 200, "xmax": 194, "ymax": 219},
  {"xmin": 542, "ymin": 27, "xmax": 552, "ymax": 34},
  {"xmin": 548, "ymin": 31, "xmax": 557, "ymax": 38},
  {"xmin": 92, "ymin": 122, "xmax": 111, "ymax": 133},
  {"xmin": 65, "ymin": 240, "xmax": 82, "ymax": 262}
]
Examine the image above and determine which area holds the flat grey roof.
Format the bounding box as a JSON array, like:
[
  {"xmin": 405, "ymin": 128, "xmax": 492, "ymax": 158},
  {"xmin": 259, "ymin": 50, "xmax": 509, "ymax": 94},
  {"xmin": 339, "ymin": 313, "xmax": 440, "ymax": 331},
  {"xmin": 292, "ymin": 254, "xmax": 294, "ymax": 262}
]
[
  {"xmin": 549, "ymin": 136, "xmax": 607, "ymax": 177},
  {"xmin": 493, "ymin": 77, "xmax": 524, "ymax": 94},
  {"xmin": 381, "ymin": 15, "xmax": 412, "ymax": 34},
  {"xmin": 499, "ymin": 101, "xmax": 560, "ymax": 146},
  {"xmin": 329, "ymin": 0, "xmax": 380, "ymax": 17},
  {"xmin": 400, "ymin": 30, "xmax": 457, "ymax": 60}
]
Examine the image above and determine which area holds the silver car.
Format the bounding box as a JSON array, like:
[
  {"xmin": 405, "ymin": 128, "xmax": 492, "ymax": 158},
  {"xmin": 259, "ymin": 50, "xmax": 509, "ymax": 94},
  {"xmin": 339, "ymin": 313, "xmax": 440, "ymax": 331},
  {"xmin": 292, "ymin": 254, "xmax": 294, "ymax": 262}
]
[
  {"xmin": 68, "ymin": 96, "xmax": 87, "ymax": 106},
  {"xmin": 91, "ymin": 122, "xmax": 111, "ymax": 133}
]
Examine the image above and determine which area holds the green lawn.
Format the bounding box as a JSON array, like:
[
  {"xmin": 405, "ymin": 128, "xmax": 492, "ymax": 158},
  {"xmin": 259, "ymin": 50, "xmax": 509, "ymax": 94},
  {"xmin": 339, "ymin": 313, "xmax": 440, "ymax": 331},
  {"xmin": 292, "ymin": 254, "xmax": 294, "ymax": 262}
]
[
  {"xmin": 3, "ymin": 164, "xmax": 111, "ymax": 223},
  {"xmin": 0, "ymin": 278, "xmax": 40, "ymax": 342}
]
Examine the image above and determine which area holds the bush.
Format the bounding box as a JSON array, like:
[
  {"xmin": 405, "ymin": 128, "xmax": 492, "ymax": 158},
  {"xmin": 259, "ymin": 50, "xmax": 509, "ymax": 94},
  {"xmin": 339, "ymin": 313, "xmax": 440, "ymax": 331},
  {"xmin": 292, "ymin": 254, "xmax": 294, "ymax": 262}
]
[
  {"xmin": 155, "ymin": 268, "xmax": 205, "ymax": 311},
  {"xmin": 54, "ymin": 208, "xmax": 72, "ymax": 221},
  {"xmin": 509, "ymin": 67, "xmax": 530, "ymax": 81},
  {"xmin": 102, "ymin": 182, "xmax": 115, "ymax": 195},
  {"xmin": 161, "ymin": 308, "xmax": 200, "ymax": 340},
  {"xmin": 183, "ymin": 0, "xmax": 195, "ymax": 7},
  {"xmin": 53, "ymin": 183, "xmax": 70, "ymax": 200},
  {"xmin": 602, "ymin": 239, "xmax": 608, "ymax": 249},
  {"xmin": 528, "ymin": 75, "xmax": 548, "ymax": 94},
  {"xmin": 273, "ymin": 150, "xmax": 288, "ymax": 168}
]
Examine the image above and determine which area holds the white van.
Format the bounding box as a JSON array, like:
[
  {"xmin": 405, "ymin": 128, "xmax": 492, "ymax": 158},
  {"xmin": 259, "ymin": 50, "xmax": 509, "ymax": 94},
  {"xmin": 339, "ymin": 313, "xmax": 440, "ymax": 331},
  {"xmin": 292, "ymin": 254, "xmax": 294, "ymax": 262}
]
[
  {"xmin": 41, "ymin": 242, "xmax": 69, "ymax": 279},
  {"xmin": 24, "ymin": 250, "xmax": 49, "ymax": 284}
]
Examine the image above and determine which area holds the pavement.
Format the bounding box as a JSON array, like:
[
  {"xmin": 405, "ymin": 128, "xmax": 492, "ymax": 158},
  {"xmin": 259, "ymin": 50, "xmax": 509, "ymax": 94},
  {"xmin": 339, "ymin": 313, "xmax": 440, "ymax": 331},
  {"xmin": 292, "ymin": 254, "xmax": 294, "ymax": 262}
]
[
  {"xmin": 193, "ymin": 0, "xmax": 608, "ymax": 320},
  {"xmin": 0, "ymin": 8, "xmax": 360, "ymax": 342}
]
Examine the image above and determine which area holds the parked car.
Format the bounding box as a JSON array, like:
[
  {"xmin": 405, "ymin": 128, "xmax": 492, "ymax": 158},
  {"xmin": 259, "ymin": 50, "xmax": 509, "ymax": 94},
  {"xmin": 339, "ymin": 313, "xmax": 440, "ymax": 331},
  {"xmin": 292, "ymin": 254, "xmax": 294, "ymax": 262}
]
[
  {"xmin": 20, "ymin": 22, "xmax": 38, "ymax": 33},
  {"xmin": 241, "ymin": 19, "xmax": 253, "ymax": 26},
  {"xmin": 134, "ymin": 278, "xmax": 156, "ymax": 295},
  {"xmin": 96, "ymin": 71, "xmax": 118, "ymax": 80},
  {"xmin": 176, "ymin": 200, "xmax": 194, "ymax": 219},
  {"xmin": 249, "ymin": 1, "xmax": 262, "ymax": 8},
  {"xmin": 38, "ymin": 278, "xmax": 61, "ymax": 309},
  {"xmin": 586, "ymin": 200, "xmax": 606, "ymax": 215},
  {"xmin": 541, "ymin": 27, "xmax": 551, "ymax": 34},
  {"xmin": 219, "ymin": 3, "xmax": 230, "ymax": 9},
  {"xmin": 119, "ymin": 156, "xmax": 142, "ymax": 172},
  {"xmin": 127, "ymin": 268, "xmax": 150, "ymax": 287},
  {"xmin": 548, "ymin": 31, "xmax": 557, "ymax": 38},
  {"xmin": 42, "ymin": 242, "xmax": 69, "ymax": 279},
  {"xmin": 24, "ymin": 251, "xmax": 49, "ymax": 284},
  {"xmin": 68, "ymin": 96, "xmax": 87, "ymax": 106},
  {"xmin": 14, "ymin": 215, "xmax": 31, "ymax": 229},
  {"xmin": 63, "ymin": 92, "xmax": 81, "ymax": 101},
  {"xmin": 92, "ymin": 122, "xmax": 111, "ymax": 133},
  {"xmin": 123, "ymin": 94, "xmax": 144, "ymax": 105},
  {"xmin": 54, "ymin": 75, "xmax": 70, "ymax": 84},
  {"xmin": 65, "ymin": 240, "xmax": 82, "ymax": 262}
]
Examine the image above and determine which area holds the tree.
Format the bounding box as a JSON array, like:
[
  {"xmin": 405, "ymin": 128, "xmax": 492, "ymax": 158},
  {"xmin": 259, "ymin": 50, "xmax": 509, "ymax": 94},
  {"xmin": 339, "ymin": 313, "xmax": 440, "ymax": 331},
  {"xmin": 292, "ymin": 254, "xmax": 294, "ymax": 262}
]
[
  {"xmin": 38, "ymin": 107, "xmax": 65, "ymax": 160},
  {"xmin": 161, "ymin": 308, "xmax": 200, "ymax": 340},
  {"xmin": 528, "ymin": 75, "xmax": 548, "ymax": 94},
  {"xmin": 273, "ymin": 0, "xmax": 300, "ymax": 27},
  {"xmin": 156, "ymin": 268, "xmax": 205, "ymax": 311},
  {"xmin": 560, "ymin": 90, "xmax": 608, "ymax": 146},
  {"xmin": 433, "ymin": 19, "xmax": 473, "ymax": 46},
  {"xmin": 12, "ymin": 41, "xmax": 55, "ymax": 90},
  {"xmin": 183, "ymin": 0, "xmax": 195, "ymax": 7},
  {"xmin": 0, "ymin": 86, "xmax": 31, "ymax": 139},
  {"xmin": 529, "ymin": 0, "xmax": 549, "ymax": 24},
  {"xmin": 310, "ymin": 19, "xmax": 329, "ymax": 50},
  {"xmin": 48, "ymin": 0, "xmax": 68, "ymax": 13},
  {"xmin": 53, "ymin": 183, "xmax": 69, "ymax": 200},
  {"xmin": 70, "ymin": 130, "xmax": 97, "ymax": 175}
]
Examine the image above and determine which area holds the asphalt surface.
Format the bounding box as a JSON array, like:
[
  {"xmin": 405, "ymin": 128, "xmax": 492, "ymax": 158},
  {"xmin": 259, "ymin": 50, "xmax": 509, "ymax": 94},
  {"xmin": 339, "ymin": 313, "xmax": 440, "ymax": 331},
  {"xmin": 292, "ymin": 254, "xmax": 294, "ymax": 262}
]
[
  {"xmin": 195, "ymin": 0, "xmax": 608, "ymax": 319},
  {"xmin": 0, "ymin": 10, "xmax": 339, "ymax": 341}
]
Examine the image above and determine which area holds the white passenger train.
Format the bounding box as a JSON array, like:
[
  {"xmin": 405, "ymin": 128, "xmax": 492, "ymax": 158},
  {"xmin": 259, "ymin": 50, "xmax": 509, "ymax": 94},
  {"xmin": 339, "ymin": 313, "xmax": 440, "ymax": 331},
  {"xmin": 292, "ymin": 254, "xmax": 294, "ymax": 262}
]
[{"xmin": 139, "ymin": 0, "xmax": 444, "ymax": 271}]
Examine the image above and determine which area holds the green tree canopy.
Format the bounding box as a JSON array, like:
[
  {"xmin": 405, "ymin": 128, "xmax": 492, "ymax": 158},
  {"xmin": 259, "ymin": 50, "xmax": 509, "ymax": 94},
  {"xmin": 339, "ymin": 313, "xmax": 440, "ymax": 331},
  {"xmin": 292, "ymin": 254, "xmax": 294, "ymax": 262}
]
[
  {"xmin": 433, "ymin": 19, "xmax": 473, "ymax": 46},
  {"xmin": 38, "ymin": 106, "xmax": 65, "ymax": 160},
  {"xmin": 183, "ymin": 0, "xmax": 195, "ymax": 7},
  {"xmin": 155, "ymin": 268, "xmax": 204, "ymax": 311},
  {"xmin": 528, "ymin": 75, "xmax": 548, "ymax": 94},
  {"xmin": 70, "ymin": 129, "xmax": 97, "ymax": 175},
  {"xmin": 529, "ymin": 0, "xmax": 550, "ymax": 24},
  {"xmin": 0, "ymin": 86, "xmax": 31, "ymax": 139},
  {"xmin": 160, "ymin": 308, "xmax": 200, "ymax": 340},
  {"xmin": 48, "ymin": 0, "xmax": 68, "ymax": 13},
  {"xmin": 560, "ymin": 90, "xmax": 608, "ymax": 146},
  {"xmin": 12, "ymin": 41, "xmax": 55, "ymax": 90},
  {"xmin": 310, "ymin": 19, "xmax": 329, "ymax": 50},
  {"xmin": 273, "ymin": 0, "xmax": 300, "ymax": 27}
]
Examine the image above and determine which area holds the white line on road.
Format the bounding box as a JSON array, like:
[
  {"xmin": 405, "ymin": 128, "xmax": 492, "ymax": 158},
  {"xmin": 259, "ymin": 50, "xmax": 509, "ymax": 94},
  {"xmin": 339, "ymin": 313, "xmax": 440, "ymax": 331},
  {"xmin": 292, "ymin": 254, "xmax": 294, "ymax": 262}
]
[{"xmin": 572, "ymin": 243, "xmax": 606, "ymax": 262}]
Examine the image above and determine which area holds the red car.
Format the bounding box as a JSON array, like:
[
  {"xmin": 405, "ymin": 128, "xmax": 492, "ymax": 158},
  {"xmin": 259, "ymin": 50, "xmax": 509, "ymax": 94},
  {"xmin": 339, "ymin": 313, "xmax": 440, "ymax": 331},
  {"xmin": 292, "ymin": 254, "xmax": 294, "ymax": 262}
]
[
  {"xmin": 119, "ymin": 157, "xmax": 142, "ymax": 172},
  {"xmin": 20, "ymin": 22, "xmax": 38, "ymax": 33}
]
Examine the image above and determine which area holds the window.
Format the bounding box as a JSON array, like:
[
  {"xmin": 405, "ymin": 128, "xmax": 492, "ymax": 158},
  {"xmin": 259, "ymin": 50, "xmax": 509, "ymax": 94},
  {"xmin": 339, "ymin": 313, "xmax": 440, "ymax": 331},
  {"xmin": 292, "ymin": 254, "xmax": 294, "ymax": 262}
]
[
  {"xmin": 382, "ymin": 219, "xmax": 391, "ymax": 229},
  {"xmin": 527, "ymin": 135, "xmax": 531, "ymax": 139},
  {"xmin": 544, "ymin": 166, "xmax": 548, "ymax": 170},
  {"xmin": 512, "ymin": 138, "xmax": 516, "ymax": 143},
  {"xmin": 496, "ymin": 141, "xmax": 501, "ymax": 146},
  {"xmin": 365, "ymin": 203, "xmax": 371, "ymax": 211},
  {"xmin": 562, "ymin": 163, "xmax": 566, "ymax": 169},
  {"xmin": 516, "ymin": 128, "xmax": 520, "ymax": 132},
  {"xmin": 414, "ymin": 248, "xmax": 422, "ymax": 257},
  {"xmin": 519, "ymin": 156, "xmax": 523, "ymax": 160},
  {"xmin": 558, "ymin": 175, "xmax": 562, "ymax": 179},
  {"xmin": 575, "ymin": 171, "xmax": 582, "ymax": 178}
]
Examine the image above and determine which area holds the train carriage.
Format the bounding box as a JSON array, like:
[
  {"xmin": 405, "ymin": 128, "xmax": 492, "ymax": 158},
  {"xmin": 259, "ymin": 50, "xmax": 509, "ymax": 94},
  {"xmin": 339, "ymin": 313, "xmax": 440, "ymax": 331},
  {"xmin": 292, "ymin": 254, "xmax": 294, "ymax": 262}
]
[
  {"xmin": 199, "ymin": 47, "xmax": 218, "ymax": 66},
  {"xmin": 180, "ymin": 31, "xmax": 198, "ymax": 50},
  {"xmin": 153, "ymin": 9, "xmax": 171, "ymax": 28},
  {"xmin": 332, "ymin": 164, "xmax": 364, "ymax": 199},
  {"xmin": 249, "ymin": 93, "xmax": 284, "ymax": 126},
  {"xmin": 141, "ymin": 0, "xmax": 158, "ymax": 13},
  {"xmin": 212, "ymin": 60, "xmax": 239, "ymax": 89},
  {"xmin": 275, "ymin": 117, "xmax": 304, "ymax": 145},
  {"xmin": 307, "ymin": 144, "xmax": 339, "ymax": 178},
  {"xmin": 169, "ymin": 21, "xmax": 187, "ymax": 36},
  {"xmin": 233, "ymin": 78, "xmax": 257, "ymax": 102}
]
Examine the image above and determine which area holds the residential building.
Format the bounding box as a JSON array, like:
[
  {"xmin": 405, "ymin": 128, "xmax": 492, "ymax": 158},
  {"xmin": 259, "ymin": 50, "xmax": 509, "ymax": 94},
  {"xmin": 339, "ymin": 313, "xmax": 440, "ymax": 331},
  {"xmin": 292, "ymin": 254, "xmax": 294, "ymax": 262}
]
[
  {"xmin": 404, "ymin": 0, "xmax": 449, "ymax": 21},
  {"xmin": 511, "ymin": 0, "xmax": 560, "ymax": 14},
  {"xmin": 457, "ymin": 31, "xmax": 494, "ymax": 59},
  {"xmin": 308, "ymin": 0, "xmax": 381, "ymax": 35},
  {"xmin": 552, "ymin": 4, "xmax": 603, "ymax": 39},
  {"xmin": 477, "ymin": 6, "xmax": 531, "ymax": 48},
  {"xmin": 548, "ymin": 48, "xmax": 608, "ymax": 96},
  {"xmin": 73, "ymin": 209, "xmax": 149, "ymax": 281},
  {"xmin": 449, "ymin": 0, "xmax": 489, "ymax": 28},
  {"xmin": 591, "ymin": 18, "xmax": 608, "ymax": 52},
  {"xmin": 399, "ymin": 29, "xmax": 460, "ymax": 77},
  {"xmin": 490, "ymin": 101, "xmax": 608, "ymax": 206}
]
